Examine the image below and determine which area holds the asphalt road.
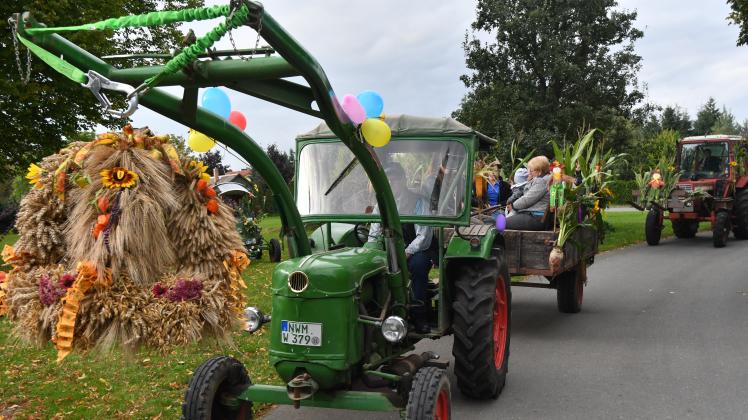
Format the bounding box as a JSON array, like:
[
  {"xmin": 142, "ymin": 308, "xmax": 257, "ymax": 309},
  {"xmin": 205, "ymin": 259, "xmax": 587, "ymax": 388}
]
[{"xmin": 265, "ymin": 232, "xmax": 748, "ymax": 419}]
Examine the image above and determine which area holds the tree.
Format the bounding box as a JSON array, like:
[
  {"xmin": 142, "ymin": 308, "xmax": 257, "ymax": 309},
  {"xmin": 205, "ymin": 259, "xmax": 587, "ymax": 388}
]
[
  {"xmin": 266, "ymin": 144, "xmax": 294, "ymax": 184},
  {"xmin": 727, "ymin": 0, "xmax": 748, "ymax": 45},
  {"xmin": 692, "ymin": 98, "xmax": 721, "ymax": 135},
  {"xmin": 659, "ymin": 106, "xmax": 692, "ymax": 138},
  {"xmin": 1, "ymin": 0, "xmax": 203, "ymax": 175},
  {"xmin": 454, "ymin": 0, "xmax": 644, "ymax": 159},
  {"xmin": 711, "ymin": 106, "xmax": 740, "ymax": 135},
  {"xmin": 198, "ymin": 149, "xmax": 230, "ymax": 176}
]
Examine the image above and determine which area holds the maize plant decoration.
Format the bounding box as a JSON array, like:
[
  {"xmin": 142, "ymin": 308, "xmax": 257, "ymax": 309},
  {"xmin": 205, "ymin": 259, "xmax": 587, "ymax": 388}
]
[
  {"xmin": 547, "ymin": 130, "xmax": 626, "ymax": 270},
  {"xmin": 0, "ymin": 125, "xmax": 249, "ymax": 361},
  {"xmin": 633, "ymin": 152, "xmax": 681, "ymax": 210}
]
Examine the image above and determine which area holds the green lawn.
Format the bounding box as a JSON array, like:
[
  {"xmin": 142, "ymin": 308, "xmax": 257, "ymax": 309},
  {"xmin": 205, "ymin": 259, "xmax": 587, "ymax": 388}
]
[{"xmin": 0, "ymin": 212, "xmax": 698, "ymax": 417}]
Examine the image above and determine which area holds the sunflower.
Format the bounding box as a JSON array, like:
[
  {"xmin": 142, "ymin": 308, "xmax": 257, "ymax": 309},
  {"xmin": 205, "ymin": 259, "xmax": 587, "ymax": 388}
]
[
  {"xmin": 26, "ymin": 163, "xmax": 43, "ymax": 188},
  {"xmin": 730, "ymin": 161, "xmax": 738, "ymax": 167},
  {"xmin": 101, "ymin": 167, "xmax": 139, "ymax": 189}
]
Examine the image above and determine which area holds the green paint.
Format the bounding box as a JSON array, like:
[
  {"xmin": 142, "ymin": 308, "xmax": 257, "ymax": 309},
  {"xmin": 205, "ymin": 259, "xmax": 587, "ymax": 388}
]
[
  {"xmin": 241, "ymin": 384, "xmax": 399, "ymax": 412},
  {"xmin": 444, "ymin": 228, "xmax": 498, "ymax": 259}
]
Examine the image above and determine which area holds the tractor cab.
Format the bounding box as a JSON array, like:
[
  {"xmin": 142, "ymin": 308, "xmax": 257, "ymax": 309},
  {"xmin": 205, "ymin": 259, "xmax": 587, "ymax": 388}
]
[{"xmin": 675, "ymin": 135, "xmax": 741, "ymax": 199}]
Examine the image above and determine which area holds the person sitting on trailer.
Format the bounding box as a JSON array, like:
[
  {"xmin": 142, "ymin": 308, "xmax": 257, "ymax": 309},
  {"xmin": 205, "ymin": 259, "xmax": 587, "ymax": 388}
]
[
  {"xmin": 505, "ymin": 167, "xmax": 529, "ymax": 207},
  {"xmin": 368, "ymin": 162, "xmax": 433, "ymax": 333},
  {"xmin": 505, "ymin": 156, "xmax": 551, "ymax": 230}
]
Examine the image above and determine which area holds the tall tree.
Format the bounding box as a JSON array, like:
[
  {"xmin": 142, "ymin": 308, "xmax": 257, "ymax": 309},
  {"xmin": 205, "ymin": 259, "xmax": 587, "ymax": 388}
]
[
  {"xmin": 660, "ymin": 106, "xmax": 692, "ymax": 138},
  {"xmin": 711, "ymin": 106, "xmax": 740, "ymax": 135},
  {"xmin": 454, "ymin": 0, "xmax": 644, "ymax": 158},
  {"xmin": 692, "ymin": 97, "xmax": 721, "ymax": 135},
  {"xmin": 1, "ymin": 0, "xmax": 203, "ymax": 174},
  {"xmin": 727, "ymin": 0, "xmax": 748, "ymax": 45},
  {"xmin": 199, "ymin": 150, "xmax": 230, "ymax": 176}
]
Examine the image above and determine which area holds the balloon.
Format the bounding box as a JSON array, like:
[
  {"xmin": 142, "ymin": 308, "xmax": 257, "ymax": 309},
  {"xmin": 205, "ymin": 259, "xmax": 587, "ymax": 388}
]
[
  {"xmin": 495, "ymin": 212, "xmax": 507, "ymax": 233},
  {"xmin": 361, "ymin": 118, "xmax": 391, "ymax": 148},
  {"xmin": 341, "ymin": 94, "xmax": 366, "ymax": 125},
  {"xmin": 201, "ymin": 88, "xmax": 231, "ymax": 119},
  {"xmin": 188, "ymin": 129, "xmax": 216, "ymax": 153},
  {"xmin": 357, "ymin": 90, "xmax": 384, "ymax": 119},
  {"xmin": 229, "ymin": 111, "xmax": 247, "ymax": 131}
]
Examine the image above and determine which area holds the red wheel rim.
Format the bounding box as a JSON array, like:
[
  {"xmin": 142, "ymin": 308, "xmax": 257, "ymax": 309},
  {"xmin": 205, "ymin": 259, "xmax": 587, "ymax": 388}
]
[
  {"xmin": 435, "ymin": 388, "xmax": 449, "ymax": 420},
  {"xmin": 492, "ymin": 276, "xmax": 508, "ymax": 368}
]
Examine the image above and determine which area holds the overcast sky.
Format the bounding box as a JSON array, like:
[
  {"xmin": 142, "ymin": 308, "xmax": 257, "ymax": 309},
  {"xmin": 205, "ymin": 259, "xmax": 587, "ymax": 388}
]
[{"xmin": 129, "ymin": 0, "xmax": 748, "ymax": 169}]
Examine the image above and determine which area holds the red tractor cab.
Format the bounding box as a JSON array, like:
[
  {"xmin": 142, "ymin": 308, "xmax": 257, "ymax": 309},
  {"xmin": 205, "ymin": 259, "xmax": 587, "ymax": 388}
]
[{"xmin": 646, "ymin": 135, "xmax": 748, "ymax": 247}]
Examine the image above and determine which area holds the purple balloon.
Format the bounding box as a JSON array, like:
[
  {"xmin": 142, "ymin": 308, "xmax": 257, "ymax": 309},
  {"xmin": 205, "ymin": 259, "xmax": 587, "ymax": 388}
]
[
  {"xmin": 495, "ymin": 213, "xmax": 507, "ymax": 232},
  {"xmin": 341, "ymin": 94, "xmax": 366, "ymax": 125}
]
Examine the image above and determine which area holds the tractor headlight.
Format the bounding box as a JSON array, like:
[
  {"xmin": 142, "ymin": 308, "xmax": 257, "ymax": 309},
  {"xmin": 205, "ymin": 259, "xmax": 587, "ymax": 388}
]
[
  {"xmin": 244, "ymin": 307, "xmax": 270, "ymax": 333},
  {"xmin": 381, "ymin": 316, "xmax": 407, "ymax": 343}
]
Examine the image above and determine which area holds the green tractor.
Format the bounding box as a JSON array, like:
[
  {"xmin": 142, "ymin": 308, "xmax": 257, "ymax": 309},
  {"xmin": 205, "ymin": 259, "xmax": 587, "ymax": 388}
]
[{"xmin": 12, "ymin": 2, "xmax": 511, "ymax": 418}]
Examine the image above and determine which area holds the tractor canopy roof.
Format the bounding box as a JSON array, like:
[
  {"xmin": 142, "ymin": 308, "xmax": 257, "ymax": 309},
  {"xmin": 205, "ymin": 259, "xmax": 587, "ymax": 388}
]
[
  {"xmin": 296, "ymin": 114, "xmax": 497, "ymax": 149},
  {"xmin": 681, "ymin": 134, "xmax": 744, "ymax": 143}
]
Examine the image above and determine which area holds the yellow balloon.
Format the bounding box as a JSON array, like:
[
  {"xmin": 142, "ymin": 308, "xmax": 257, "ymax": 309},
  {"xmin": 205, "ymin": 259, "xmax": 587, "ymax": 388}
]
[
  {"xmin": 361, "ymin": 118, "xmax": 391, "ymax": 147},
  {"xmin": 188, "ymin": 129, "xmax": 216, "ymax": 153}
]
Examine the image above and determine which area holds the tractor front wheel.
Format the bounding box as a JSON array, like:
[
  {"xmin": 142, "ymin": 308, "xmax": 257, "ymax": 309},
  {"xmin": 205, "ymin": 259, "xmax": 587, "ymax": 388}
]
[
  {"xmin": 733, "ymin": 188, "xmax": 748, "ymax": 239},
  {"xmin": 182, "ymin": 356, "xmax": 252, "ymax": 420},
  {"xmin": 645, "ymin": 207, "xmax": 663, "ymax": 246},
  {"xmin": 268, "ymin": 238, "xmax": 281, "ymax": 262},
  {"xmin": 405, "ymin": 366, "xmax": 451, "ymax": 420},
  {"xmin": 556, "ymin": 263, "xmax": 586, "ymax": 313},
  {"xmin": 713, "ymin": 211, "xmax": 730, "ymax": 248},
  {"xmin": 451, "ymin": 256, "xmax": 511, "ymax": 399},
  {"xmin": 672, "ymin": 220, "xmax": 699, "ymax": 239}
]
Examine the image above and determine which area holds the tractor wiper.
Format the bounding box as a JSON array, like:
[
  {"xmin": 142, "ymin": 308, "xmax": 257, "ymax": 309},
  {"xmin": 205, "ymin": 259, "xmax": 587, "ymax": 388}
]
[{"xmin": 325, "ymin": 157, "xmax": 359, "ymax": 196}]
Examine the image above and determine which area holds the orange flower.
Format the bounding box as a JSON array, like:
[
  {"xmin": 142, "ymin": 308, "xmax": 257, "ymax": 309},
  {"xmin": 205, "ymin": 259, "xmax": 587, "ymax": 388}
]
[{"xmin": 206, "ymin": 199, "xmax": 219, "ymax": 214}]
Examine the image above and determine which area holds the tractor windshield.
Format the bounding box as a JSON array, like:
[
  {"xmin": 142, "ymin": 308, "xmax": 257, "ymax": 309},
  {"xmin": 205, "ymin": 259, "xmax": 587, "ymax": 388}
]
[
  {"xmin": 296, "ymin": 140, "xmax": 468, "ymax": 218},
  {"xmin": 679, "ymin": 142, "xmax": 729, "ymax": 180}
]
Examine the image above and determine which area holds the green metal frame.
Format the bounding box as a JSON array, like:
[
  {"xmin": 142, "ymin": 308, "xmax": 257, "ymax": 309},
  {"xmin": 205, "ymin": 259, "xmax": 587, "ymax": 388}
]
[
  {"xmin": 241, "ymin": 385, "xmax": 399, "ymax": 412},
  {"xmin": 14, "ymin": 3, "xmax": 410, "ymax": 307}
]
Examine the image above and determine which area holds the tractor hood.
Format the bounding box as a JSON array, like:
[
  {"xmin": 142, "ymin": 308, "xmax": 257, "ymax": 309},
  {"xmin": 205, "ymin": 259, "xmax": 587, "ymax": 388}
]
[{"xmin": 271, "ymin": 247, "xmax": 387, "ymax": 298}]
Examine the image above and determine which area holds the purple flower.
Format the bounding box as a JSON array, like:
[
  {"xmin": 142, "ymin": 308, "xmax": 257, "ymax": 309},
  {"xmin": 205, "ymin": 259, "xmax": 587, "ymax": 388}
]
[
  {"xmin": 151, "ymin": 283, "xmax": 168, "ymax": 298},
  {"xmin": 39, "ymin": 274, "xmax": 65, "ymax": 306},
  {"xmin": 166, "ymin": 278, "xmax": 203, "ymax": 302}
]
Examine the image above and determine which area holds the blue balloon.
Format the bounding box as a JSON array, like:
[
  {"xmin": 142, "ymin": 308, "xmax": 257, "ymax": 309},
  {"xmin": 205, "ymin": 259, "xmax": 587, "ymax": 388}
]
[
  {"xmin": 201, "ymin": 88, "xmax": 231, "ymax": 119},
  {"xmin": 357, "ymin": 90, "xmax": 384, "ymax": 119}
]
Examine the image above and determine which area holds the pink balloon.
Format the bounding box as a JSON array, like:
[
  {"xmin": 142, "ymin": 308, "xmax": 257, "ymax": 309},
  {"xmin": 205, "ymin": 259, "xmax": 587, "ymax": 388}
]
[
  {"xmin": 229, "ymin": 110, "xmax": 247, "ymax": 131},
  {"xmin": 341, "ymin": 94, "xmax": 366, "ymax": 125}
]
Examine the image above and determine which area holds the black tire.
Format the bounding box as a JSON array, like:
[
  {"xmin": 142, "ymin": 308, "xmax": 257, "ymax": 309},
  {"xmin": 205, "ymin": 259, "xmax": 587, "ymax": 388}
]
[
  {"xmin": 451, "ymin": 255, "xmax": 511, "ymax": 399},
  {"xmin": 645, "ymin": 207, "xmax": 662, "ymax": 246},
  {"xmin": 713, "ymin": 211, "xmax": 730, "ymax": 248},
  {"xmin": 268, "ymin": 238, "xmax": 281, "ymax": 262},
  {"xmin": 182, "ymin": 356, "xmax": 252, "ymax": 420},
  {"xmin": 405, "ymin": 367, "xmax": 451, "ymax": 420},
  {"xmin": 556, "ymin": 263, "xmax": 586, "ymax": 314},
  {"xmin": 733, "ymin": 189, "xmax": 748, "ymax": 239},
  {"xmin": 671, "ymin": 220, "xmax": 699, "ymax": 239}
]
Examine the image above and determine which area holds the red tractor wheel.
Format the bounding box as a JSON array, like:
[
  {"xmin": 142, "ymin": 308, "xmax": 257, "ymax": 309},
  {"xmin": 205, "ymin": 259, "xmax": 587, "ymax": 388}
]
[
  {"xmin": 405, "ymin": 366, "xmax": 451, "ymax": 420},
  {"xmin": 645, "ymin": 207, "xmax": 663, "ymax": 246},
  {"xmin": 733, "ymin": 188, "xmax": 748, "ymax": 239},
  {"xmin": 713, "ymin": 211, "xmax": 730, "ymax": 248}
]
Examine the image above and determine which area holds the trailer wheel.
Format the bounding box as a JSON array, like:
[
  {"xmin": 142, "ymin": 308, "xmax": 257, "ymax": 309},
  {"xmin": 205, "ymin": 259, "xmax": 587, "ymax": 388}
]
[
  {"xmin": 556, "ymin": 263, "xmax": 586, "ymax": 314},
  {"xmin": 451, "ymin": 255, "xmax": 511, "ymax": 399},
  {"xmin": 645, "ymin": 207, "xmax": 662, "ymax": 246},
  {"xmin": 405, "ymin": 367, "xmax": 451, "ymax": 420},
  {"xmin": 268, "ymin": 238, "xmax": 281, "ymax": 262},
  {"xmin": 733, "ymin": 188, "xmax": 748, "ymax": 239},
  {"xmin": 671, "ymin": 220, "xmax": 698, "ymax": 239},
  {"xmin": 182, "ymin": 356, "xmax": 252, "ymax": 420},
  {"xmin": 713, "ymin": 211, "xmax": 730, "ymax": 248}
]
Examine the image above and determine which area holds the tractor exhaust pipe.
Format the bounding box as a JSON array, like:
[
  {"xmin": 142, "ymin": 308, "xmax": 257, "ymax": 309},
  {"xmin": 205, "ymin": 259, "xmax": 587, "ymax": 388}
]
[{"xmin": 286, "ymin": 372, "xmax": 319, "ymax": 409}]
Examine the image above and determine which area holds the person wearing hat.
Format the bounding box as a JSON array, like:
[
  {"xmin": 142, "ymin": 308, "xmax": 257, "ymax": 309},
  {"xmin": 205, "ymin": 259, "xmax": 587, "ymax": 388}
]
[
  {"xmin": 505, "ymin": 167, "xmax": 529, "ymax": 206},
  {"xmin": 505, "ymin": 156, "xmax": 551, "ymax": 230}
]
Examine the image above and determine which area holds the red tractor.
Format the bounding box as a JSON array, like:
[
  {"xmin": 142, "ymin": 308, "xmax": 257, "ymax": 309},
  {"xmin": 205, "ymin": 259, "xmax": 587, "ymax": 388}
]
[{"xmin": 646, "ymin": 135, "xmax": 748, "ymax": 248}]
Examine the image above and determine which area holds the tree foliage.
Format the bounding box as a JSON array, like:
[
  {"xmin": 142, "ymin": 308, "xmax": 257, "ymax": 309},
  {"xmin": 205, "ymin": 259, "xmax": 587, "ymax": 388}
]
[
  {"xmin": 454, "ymin": 0, "xmax": 644, "ymax": 160},
  {"xmin": 198, "ymin": 150, "xmax": 230, "ymax": 176},
  {"xmin": 692, "ymin": 97, "xmax": 721, "ymax": 135},
  {"xmin": 727, "ymin": 0, "xmax": 748, "ymax": 46},
  {"xmin": 1, "ymin": 0, "xmax": 203, "ymax": 174}
]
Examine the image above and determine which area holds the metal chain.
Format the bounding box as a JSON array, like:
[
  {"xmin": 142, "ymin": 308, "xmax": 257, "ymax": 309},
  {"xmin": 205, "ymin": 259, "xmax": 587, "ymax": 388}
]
[
  {"xmin": 227, "ymin": 2, "xmax": 264, "ymax": 61},
  {"xmin": 8, "ymin": 17, "xmax": 32, "ymax": 84}
]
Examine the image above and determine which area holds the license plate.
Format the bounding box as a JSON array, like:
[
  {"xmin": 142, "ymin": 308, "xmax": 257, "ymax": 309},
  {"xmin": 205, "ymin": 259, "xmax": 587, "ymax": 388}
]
[{"xmin": 281, "ymin": 321, "xmax": 322, "ymax": 346}]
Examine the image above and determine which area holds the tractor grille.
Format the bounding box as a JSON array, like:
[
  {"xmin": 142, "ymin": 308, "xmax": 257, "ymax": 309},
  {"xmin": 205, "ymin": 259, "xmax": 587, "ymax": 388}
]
[
  {"xmin": 678, "ymin": 183, "xmax": 693, "ymax": 192},
  {"xmin": 288, "ymin": 271, "xmax": 309, "ymax": 293}
]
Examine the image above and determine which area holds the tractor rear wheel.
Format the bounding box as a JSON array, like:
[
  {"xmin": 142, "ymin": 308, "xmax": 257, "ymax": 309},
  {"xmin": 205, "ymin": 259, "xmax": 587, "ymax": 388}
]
[
  {"xmin": 556, "ymin": 263, "xmax": 586, "ymax": 313},
  {"xmin": 733, "ymin": 188, "xmax": 748, "ymax": 239},
  {"xmin": 713, "ymin": 211, "xmax": 730, "ymax": 248},
  {"xmin": 451, "ymin": 255, "xmax": 511, "ymax": 399},
  {"xmin": 672, "ymin": 220, "xmax": 699, "ymax": 239},
  {"xmin": 182, "ymin": 356, "xmax": 252, "ymax": 420},
  {"xmin": 645, "ymin": 207, "xmax": 662, "ymax": 246},
  {"xmin": 268, "ymin": 238, "xmax": 281, "ymax": 262},
  {"xmin": 405, "ymin": 366, "xmax": 451, "ymax": 420}
]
